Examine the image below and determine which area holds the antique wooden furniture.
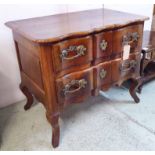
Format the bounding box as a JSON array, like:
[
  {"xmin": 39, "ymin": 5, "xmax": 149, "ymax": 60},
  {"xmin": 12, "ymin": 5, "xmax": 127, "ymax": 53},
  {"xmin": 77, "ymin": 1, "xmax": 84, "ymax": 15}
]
[
  {"xmin": 5, "ymin": 8, "xmax": 148, "ymax": 148},
  {"xmin": 138, "ymin": 5, "xmax": 155, "ymax": 92}
]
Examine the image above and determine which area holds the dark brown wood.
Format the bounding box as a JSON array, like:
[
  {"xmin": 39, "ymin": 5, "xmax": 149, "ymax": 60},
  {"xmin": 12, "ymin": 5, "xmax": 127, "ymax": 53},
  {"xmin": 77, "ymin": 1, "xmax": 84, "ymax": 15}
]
[
  {"xmin": 5, "ymin": 8, "xmax": 148, "ymax": 148},
  {"xmin": 153, "ymin": 4, "xmax": 155, "ymax": 16},
  {"xmin": 94, "ymin": 30, "xmax": 112, "ymax": 59},
  {"xmin": 5, "ymin": 9, "xmax": 148, "ymax": 43},
  {"xmin": 18, "ymin": 43, "xmax": 44, "ymax": 89},
  {"xmin": 113, "ymin": 24, "xmax": 144, "ymax": 55},
  {"xmin": 94, "ymin": 61, "xmax": 111, "ymax": 88},
  {"xmin": 52, "ymin": 36, "xmax": 93, "ymax": 73},
  {"xmin": 111, "ymin": 53, "xmax": 141, "ymax": 83},
  {"xmin": 46, "ymin": 112, "xmax": 60, "ymax": 148},
  {"xmin": 56, "ymin": 68, "xmax": 93, "ymax": 105},
  {"xmin": 19, "ymin": 84, "xmax": 34, "ymax": 110},
  {"xmin": 129, "ymin": 77, "xmax": 142, "ymax": 103}
]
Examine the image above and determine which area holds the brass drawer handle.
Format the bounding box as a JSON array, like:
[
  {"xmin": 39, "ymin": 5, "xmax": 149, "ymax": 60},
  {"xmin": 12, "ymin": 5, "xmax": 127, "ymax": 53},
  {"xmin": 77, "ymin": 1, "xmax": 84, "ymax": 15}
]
[
  {"xmin": 100, "ymin": 39, "xmax": 108, "ymax": 51},
  {"xmin": 120, "ymin": 60, "xmax": 137, "ymax": 72},
  {"xmin": 60, "ymin": 45, "xmax": 86, "ymax": 61},
  {"xmin": 100, "ymin": 69, "xmax": 107, "ymax": 79},
  {"xmin": 122, "ymin": 32, "xmax": 139, "ymax": 45},
  {"xmin": 63, "ymin": 79, "xmax": 87, "ymax": 95}
]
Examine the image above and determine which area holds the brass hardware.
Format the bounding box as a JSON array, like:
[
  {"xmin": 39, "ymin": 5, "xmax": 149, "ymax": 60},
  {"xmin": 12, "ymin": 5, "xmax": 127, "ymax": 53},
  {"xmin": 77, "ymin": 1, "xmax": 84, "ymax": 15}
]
[
  {"xmin": 120, "ymin": 60, "xmax": 137, "ymax": 72},
  {"xmin": 122, "ymin": 32, "xmax": 139, "ymax": 45},
  {"xmin": 63, "ymin": 79, "xmax": 87, "ymax": 95},
  {"xmin": 130, "ymin": 60, "xmax": 137, "ymax": 68},
  {"xmin": 100, "ymin": 40, "xmax": 108, "ymax": 51},
  {"xmin": 60, "ymin": 45, "xmax": 86, "ymax": 61},
  {"xmin": 99, "ymin": 69, "xmax": 107, "ymax": 79}
]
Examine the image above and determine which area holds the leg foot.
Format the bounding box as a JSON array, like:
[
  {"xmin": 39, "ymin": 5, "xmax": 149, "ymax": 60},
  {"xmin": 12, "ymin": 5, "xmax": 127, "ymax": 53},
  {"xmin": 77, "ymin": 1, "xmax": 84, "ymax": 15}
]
[
  {"xmin": 137, "ymin": 84, "xmax": 143, "ymax": 94},
  {"xmin": 20, "ymin": 84, "xmax": 34, "ymax": 110},
  {"xmin": 46, "ymin": 112, "xmax": 60, "ymax": 148},
  {"xmin": 129, "ymin": 78, "xmax": 141, "ymax": 103}
]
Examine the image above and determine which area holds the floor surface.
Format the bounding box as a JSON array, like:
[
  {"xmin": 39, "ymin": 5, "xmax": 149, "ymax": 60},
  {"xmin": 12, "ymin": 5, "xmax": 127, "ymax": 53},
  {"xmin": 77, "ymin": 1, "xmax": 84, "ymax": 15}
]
[{"xmin": 0, "ymin": 81, "xmax": 155, "ymax": 150}]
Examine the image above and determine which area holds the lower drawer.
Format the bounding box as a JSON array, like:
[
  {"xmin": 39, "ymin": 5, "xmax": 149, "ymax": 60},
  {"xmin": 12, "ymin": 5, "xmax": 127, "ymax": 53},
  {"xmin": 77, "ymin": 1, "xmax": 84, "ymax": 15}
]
[
  {"xmin": 94, "ymin": 61, "xmax": 111, "ymax": 88},
  {"xmin": 56, "ymin": 68, "xmax": 93, "ymax": 104},
  {"xmin": 56, "ymin": 53, "xmax": 140, "ymax": 104},
  {"xmin": 111, "ymin": 53, "xmax": 141, "ymax": 82}
]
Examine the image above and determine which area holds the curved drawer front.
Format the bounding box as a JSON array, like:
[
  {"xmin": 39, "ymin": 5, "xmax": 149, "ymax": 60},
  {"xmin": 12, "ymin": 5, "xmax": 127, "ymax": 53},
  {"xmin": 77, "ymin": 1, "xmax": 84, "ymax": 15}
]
[
  {"xmin": 111, "ymin": 53, "xmax": 141, "ymax": 82},
  {"xmin": 56, "ymin": 68, "xmax": 93, "ymax": 104},
  {"xmin": 94, "ymin": 61, "xmax": 111, "ymax": 88},
  {"xmin": 113, "ymin": 24, "xmax": 143, "ymax": 55},
  {"xmin": 52, "ymin": 36, "xmax": 93, "ymax": 73},
  {"xmin": 94, "ymin": 31, "xmax": 112, "ymax": 59}
]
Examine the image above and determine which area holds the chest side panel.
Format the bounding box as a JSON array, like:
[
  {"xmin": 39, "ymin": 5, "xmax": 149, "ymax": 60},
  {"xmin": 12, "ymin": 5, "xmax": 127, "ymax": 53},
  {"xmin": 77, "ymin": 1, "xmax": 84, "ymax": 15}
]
[{"xmin": 13, "ymin": 33, "xmax": 45, "ymax": 103}]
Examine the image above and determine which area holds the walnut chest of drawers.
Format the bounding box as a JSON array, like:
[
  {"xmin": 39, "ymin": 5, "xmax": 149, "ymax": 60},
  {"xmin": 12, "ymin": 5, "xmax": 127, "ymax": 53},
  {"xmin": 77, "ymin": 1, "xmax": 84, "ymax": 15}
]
[{"xmin": 6, "ymin": 8, "xmax": 148, "ymax": 148}]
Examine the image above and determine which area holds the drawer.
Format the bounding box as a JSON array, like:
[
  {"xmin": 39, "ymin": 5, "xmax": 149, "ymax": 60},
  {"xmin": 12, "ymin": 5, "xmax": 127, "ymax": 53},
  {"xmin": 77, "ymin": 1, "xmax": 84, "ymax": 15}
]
[
  {"xmin": 94, "ymin": 31, "xmax": 112, "ymax": 59},
  {"xmin": 113, "ymin": 24, "xmax": 143, "ymax": 55},
  {"xmin": 111, "ymin": 53, "xmax": 141, "ymax": 82},
  {"xmin": 94, "ymin": 61, "xmax": 111, "ymax": 88},
  {"xmin": 56, "ymin": 68, "xmax": 93, "ymax": 104},
  {"xmin": 52, "ymin": 36, "xmax": 93, "ymax": 73}
]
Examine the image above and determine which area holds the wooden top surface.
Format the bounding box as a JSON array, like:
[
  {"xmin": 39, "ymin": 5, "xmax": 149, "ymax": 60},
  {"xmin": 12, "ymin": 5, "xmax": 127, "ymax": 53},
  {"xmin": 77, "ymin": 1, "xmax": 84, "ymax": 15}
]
[{"xmin": 5, "ymin": 8, "xmax": 149, "ymax": 43}]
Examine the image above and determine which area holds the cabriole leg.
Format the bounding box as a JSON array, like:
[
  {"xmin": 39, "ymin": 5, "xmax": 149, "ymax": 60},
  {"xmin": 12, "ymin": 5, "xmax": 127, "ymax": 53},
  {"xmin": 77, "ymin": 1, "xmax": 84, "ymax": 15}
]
[
  {"xmin": 129, "ymin": 78, "xmax": 141, "ymax": 103},
  {"xmin": 46, "ymin": 112, "xmax": 60, "ymax": 148},
  {"xmin": 20, "ymin": 83, "xmax": 34, "ymax": 110}
]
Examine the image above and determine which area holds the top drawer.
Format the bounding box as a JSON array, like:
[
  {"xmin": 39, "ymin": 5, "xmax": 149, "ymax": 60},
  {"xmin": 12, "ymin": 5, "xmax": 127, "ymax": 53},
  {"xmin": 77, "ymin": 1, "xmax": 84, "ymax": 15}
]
[
  {"xmin": 94, "ymin": 31, "xmax": 112, "ymax": 59},
  {"xmin": 52, "ymin": 36, "xmax": 93, "ymax": 73},
  {"xmin": 113, "ymin": 23, "xmax": 143, "ymax": 55}
]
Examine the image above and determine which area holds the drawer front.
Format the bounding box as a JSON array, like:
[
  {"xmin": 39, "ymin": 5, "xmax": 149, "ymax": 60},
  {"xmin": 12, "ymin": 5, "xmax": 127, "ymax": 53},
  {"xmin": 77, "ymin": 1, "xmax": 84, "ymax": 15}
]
[
  {"xmin": 113, "ymin": 24, "xmax": 143, "ymax": 55},
  {"xmin": 94, "ymin": 61, "xmax": 111, "ymax": 88},
  {"xmin": 111, "ymin": 53, "xmax": 141, "ymax": 82},
  {"xmin": 52, "ymin": 36, "xmax": 93, "ymax": 73},
  {"xmin": 56, "ymin": 68, "xmax": 93, "ymax": 104},
  {"xmin": 94, "ymin": 31, "xmax": 112, "ymax": 59}
]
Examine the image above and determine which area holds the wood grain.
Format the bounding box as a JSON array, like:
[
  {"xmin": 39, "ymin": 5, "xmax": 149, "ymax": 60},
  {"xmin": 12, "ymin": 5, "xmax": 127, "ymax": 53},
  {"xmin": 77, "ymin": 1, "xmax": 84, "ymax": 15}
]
[
  {"xmin": 5, "ymin": 9, "xmax": 148, "ymax": 43},
  {"xmin": 56, "ymin": 68, "xmax": 93, "ymax": 105},
  {"xmin": 6, "ymin": 8, "xmax": 148, "ymax": 148},
  {"xmin": 52, "ymin": 36, "xmax": 93, "ymax": 73},
  {"xmin": 113, "ymin": 23, "xmax": 144, "ymax": 54}
]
